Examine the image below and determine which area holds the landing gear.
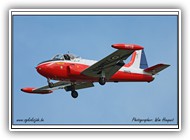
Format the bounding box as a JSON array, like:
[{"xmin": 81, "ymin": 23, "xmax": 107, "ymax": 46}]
[
  {"xmin": 69, "ymin": 84, "xmax": 78, "ymax": 98},
  {"xmin": 47, "ymin": 79, "xmax": 54, "ymax": 88},
  {"xmin": 48, "ymin": 82, "xmax": 54, "ymax": 88},
  {"xmin": 99, "ymin": 77, "xmax": 106, "ymax": 85},
  {"xmin": 71, "ymin": 90, "xmax": 78, "ymax": 98},
  {"xmin": 98, "ymin": 71, "xmax": 106, "ymax": 85}
]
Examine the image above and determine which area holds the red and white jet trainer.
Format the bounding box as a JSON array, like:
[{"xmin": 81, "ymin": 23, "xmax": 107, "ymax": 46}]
[{"xmin": 21, "ymin": 44, "xmax": 170, "ymax": 98}]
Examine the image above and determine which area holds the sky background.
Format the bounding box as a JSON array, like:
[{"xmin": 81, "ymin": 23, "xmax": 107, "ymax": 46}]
[{"xmin": 12, "ymin": 14, "xmax": 178, "ymax": 125}]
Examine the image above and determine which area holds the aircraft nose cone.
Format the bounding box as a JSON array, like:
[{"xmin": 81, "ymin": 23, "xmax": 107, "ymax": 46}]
[
  {"xmin": 36, "ymin": 63, "xmax": 48, "ymax": 76},
  {"xmin": 36, "ymin": 64, "xmax": 43, "ymax": 72},
  {"xmin": 36, "ymin": 62, "xmax": 54, "ymax": 78}
]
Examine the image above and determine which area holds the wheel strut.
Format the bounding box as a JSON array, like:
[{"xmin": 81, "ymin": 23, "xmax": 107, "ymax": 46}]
[{"xmin": 47, "ymin": 79, "xmax": 54, "ymax": 88}]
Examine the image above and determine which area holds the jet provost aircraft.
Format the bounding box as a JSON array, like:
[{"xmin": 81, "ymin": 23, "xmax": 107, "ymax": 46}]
[{"xmin": 21, "ymin": 44, "xmax": 170, "ymax": 98}]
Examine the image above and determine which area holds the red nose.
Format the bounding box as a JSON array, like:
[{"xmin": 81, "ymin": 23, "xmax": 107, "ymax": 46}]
[
  {"xmin": 36, "ymin": 63, "xmax": 50, "ymax": 77},
  {"xmin": 36, "ymin": 64, "xmax": 44, "ymax": 73}
]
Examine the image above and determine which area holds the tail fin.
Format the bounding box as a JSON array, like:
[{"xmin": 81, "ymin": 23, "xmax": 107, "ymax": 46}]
[
  {"xmin": 144, "ymin": 64, "xmax": 170, "ymax": 75},
  {"xmin": 126, "ymin": 49, "xmax": 148, "ymax": 69},
  {"xmin": 126, "ymin": 49, "xmax": 170, "ymax": 75}
]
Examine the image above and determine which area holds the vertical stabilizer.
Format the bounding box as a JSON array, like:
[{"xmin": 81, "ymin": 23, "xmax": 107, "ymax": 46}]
[{"xmin": 127, "ymin": 49, "xmax": 148, "ymax": 69}]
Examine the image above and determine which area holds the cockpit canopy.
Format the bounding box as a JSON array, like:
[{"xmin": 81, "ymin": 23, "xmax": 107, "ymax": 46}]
[{"xmin": 52, "ymin": 54, "xmax": 78, "ymax": 61}]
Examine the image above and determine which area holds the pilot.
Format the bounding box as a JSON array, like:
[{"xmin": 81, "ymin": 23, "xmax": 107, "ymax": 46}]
[{"xmin": 64, "ymin": 54, "xmax": 70, "ymax": 60}]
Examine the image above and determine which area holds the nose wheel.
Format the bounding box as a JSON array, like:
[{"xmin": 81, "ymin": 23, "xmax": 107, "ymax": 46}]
[{"xmin": 48, "ymin": 82, "xmax": 54, "ymax": 88}]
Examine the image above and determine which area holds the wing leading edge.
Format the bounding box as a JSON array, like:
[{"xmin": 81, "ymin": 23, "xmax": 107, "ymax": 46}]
[{"xmin": 81, "ymin": 44, "xmax": 144, "ymax": 80}]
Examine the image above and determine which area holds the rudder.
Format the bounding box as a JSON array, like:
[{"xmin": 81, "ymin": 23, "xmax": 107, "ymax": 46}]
[{"xmin": 140, "ymin": 49, "xmax": 148, "ymax": 69}]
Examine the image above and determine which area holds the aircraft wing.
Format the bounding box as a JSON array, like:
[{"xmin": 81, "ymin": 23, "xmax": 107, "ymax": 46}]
[
  {"xmin": 21, "ymin": 81, "xmax": 94, "ymax": 94},
  {"xmin": 33, "ymin": 81, "xmax": 70, "ymax": 92},
  {"xmin": 81, "ymin": 49, "xmax": 134, "ymax": 79}
]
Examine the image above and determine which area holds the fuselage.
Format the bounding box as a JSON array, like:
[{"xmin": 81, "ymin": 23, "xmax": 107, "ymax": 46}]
[
  {"xmin": 36, "ymin": 57, "xmax": 154, "ymax": 83},
  {"xmin": 20, "ymin": 45, "xmax": 170, "ymax": 99}
]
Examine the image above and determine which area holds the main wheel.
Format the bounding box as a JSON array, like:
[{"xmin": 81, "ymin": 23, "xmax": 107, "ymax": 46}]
[
  {"xmin": 71, "ymin": 91, "xmax": 78, "ymax": 98},
  {"xmin": 99, "ymin": 77, "xmax": 106, "ymax": 85},
  {"xmin": 48, "ymin": 82, "xmax": 54, "ymax": 88}
]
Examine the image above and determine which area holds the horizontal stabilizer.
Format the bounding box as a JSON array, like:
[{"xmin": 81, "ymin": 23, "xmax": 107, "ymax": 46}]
[{"xmin": 144, "ymin": 64, "xmax": 170, "ymax": 75}]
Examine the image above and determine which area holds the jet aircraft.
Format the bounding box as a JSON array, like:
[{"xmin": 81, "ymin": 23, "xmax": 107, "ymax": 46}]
[{"xmin": 21, "ymin": 44, "xmax": 170, "ymax": 98}]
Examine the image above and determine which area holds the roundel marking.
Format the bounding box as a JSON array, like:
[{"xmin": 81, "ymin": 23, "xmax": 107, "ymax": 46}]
[{"xmin": 111, "ymin": 55, "xmax": 120, "ymax": 60}]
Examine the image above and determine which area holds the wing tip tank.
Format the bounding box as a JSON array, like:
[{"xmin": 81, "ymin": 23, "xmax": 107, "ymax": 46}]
[
  {"xmin": 21, "ymin": 87, "xmax": 53, "ymax": 94},
  {"xmin": 112, "ymin": 44, "xmax": 144, "ymax": 50}
]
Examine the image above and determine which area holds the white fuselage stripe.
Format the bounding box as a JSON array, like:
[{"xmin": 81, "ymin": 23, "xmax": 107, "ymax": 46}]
[{"xmin": 40, "ymin": 58, "xmax": 150, "ymax": 75}]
